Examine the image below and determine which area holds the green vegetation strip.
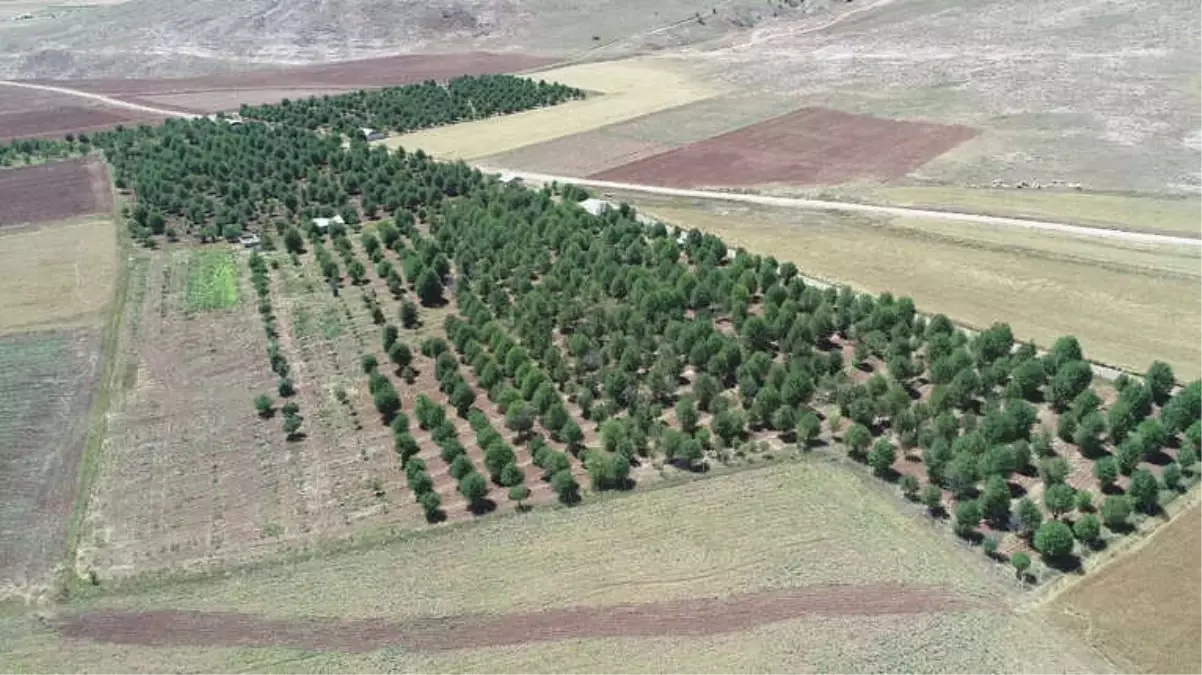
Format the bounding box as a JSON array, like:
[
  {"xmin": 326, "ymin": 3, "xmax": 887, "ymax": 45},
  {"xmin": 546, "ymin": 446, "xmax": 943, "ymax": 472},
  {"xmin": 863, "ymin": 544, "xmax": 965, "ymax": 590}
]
[{"xmin": 185, "ymin": 251, "xmax": 238, "ymax": 311}]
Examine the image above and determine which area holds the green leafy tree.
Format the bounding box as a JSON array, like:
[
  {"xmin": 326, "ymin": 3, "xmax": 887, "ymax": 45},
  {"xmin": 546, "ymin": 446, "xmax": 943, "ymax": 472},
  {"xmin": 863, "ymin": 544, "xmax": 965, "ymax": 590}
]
[
  {"xmin": 506, "ymin": 402, "xmax": 536, "ymax": 440},
  {"xmin": 416, "ymin": 268, "xmax": 444, "ymax": 306},
  {"xmin": 710, "ymin": 409, "xmax": 747, "ymax": 447},
  {"xmin": 796, "ymin": 411, "xmax": 821, "ymax": 448},
  {"xmin": 254, "ymin": 394, "xmax": 274, "ymax": 418},
  {"xmin": 675, "ymin": 398, "xmax": 699, "ymax": 434},
  {"xmin": 980, "ymin": 475, "xmax": 1012, "ymax": 528},
  {"xmin": 1011, "ymin": 551, "xmax": 1031, "ymax": 579},
  {"xmin": 458, "ymin": 471, "xmax": 489, "ymax": 511},
  {"xmin": 868, "ymin": 438, "xmax": 896, "ymax": 477},
  {"xmin": 1073, "ymin": 513, "xmax": 1101, "ymax": 545},
  {"xmin": 900, "ymin": 474, "xmax": 920, "ymax": 500},
  {"xmin": 499, "ymin": 461, "xmax": 525, "ymax": 488},
  {"xmin": 1034, "ymin": 521, "xmax": 1075, "ymax": 559},
  {"xmin": 449, "ymin": 454, "xmax": 474, "ymax": 480},
  {"xmin": 508, "ymin": 484, "xmax": 530, "ymax": 510},
  {"xmin": 1016, "ymin": 498, "xmax": 1043, "ymax": 535},
  {"xmin": 1043, "ymin": 483, "xmax": 1075, "ymax": 519},
  {"xmin": 1127, "ymin": 468, "xmax": 1159, "ymax": 514},
  {"xmin": 419, "ymin": 490, "xmax": 442, "ymax": 522},
  {"xmin": 283, "ymin": 410, "xmax": 303, "ymax": 440},
  {"xmin": 551, "ymin": 469, "xmax": 581, "ymax": 505},
  {"xmin": 920, "ymin": 484, "xmax": 943, "ymax": 515},
  {"xmin": 400, "ymin": 300, "xmax": 420, "ymax": 328},
  {"xmin": 1074, "ymin": 490, "xmax": 1094, "ymax": 513},
  {"xmin": 845, "ymin": 422, "xmax": 872, "ymax": 458},
  {"xmin": 1145, "ymin": 361, "xmax": 1175, "ymax": 406},
  {"xmin": 954, "ymin": 499, "xmax": 981, "ymax": 537},
  {"xmin": 1101, "ymin": 495, "xmax": 1132, "ymax": 530},
  {"xmin": 361, "ymin": 354, "xmax": 378, "ymax": 374},
  {"xmin": 1094, "ymin": 456, "xmax": 1118, "ymax": 490},
  {"xmin": 1049, "ymin": 361, "xmax": 1093, "ymax": 411},
  {"xmin": 1040, "ymin": 456, "xmax": 1070, "ymax": 486},
  {"xmin": 450, "ymin": 380, "xmax": 476, "ymax": 417},
  {"xmin": 1162, "ymin": 463, "xmax": 1183, "ymax": 491}
]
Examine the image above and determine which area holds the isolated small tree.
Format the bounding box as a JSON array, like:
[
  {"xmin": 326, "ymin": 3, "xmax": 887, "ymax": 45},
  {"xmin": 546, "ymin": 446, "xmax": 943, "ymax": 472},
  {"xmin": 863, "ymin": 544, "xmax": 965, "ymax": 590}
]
[
  {"xmin": 868, "ymin": 438, "xmax": 896, "ymax": 477},
  {"xmin": 920, "ymin": 484, "xmax": 943, "ymax": 516},
  {"xmin": 1073, "ymin": 513, "xmax": 1101, "ymax": 546},
  {"xmin": 1127, "ymin": 468, "xmax": 1159, "ymax": 514},
  {"xmin": 1011, "ymin": 552, "xmax": 1032, "ymax": 580},
  {"xmin": 509, "ymin": 484, "xmax": 531, "ymax": 510},
  {"xmin": 282, "ymin": 410, "xmax": 303, "ymax": 440},
  {"xmin": 1034, "ymin": 521, "xmax": 1074, "ymax": 559},
  {"xmin": 254, "ymin": 394, "xmax": 274, "ymax": 418},
  {"xmin": 1016, "ymin": 498, "xmax": 1043, "ymax": 536},
  {"xmin": 1101, "ymin": 495, "xmax": 1132, "ymax": 530}
]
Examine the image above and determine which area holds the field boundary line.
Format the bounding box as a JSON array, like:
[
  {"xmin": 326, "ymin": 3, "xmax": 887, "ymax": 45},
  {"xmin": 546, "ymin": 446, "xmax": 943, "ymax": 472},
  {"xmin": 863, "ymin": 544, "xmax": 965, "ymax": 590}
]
[
  {"xmin": 0, "ymin": 81, "xmax": 198, "ymax": 119},
  {"xmin": 478, "ymin": 167, "xmax": 1202, "ymax": 248}
]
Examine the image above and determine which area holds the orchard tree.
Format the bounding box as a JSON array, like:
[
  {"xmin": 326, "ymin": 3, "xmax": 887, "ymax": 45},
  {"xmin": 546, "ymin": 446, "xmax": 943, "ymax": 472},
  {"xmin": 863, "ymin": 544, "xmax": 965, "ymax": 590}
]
[
  {"xmin": 509, "ymin": 484, "xmax": 531, "ymax": 510},
  {"xmin": 1049, "ymin": 361, "xmax": 1093, "ymax": 411},
  {"xmin": 1043, "ymin": 483, "xmax": 1075, "ymax": 519},
  {"xmin": 920, "ymin": 484, "xmax": 943, "ymax": 515},
  {"xmin": 459, "ymin": 472, "xmax": 490, "ymax": 512},
  {"xmin": 419, "ymin": 490, "xmax": 442, "ymax": 522},
  {"xmin": 796, "ymin": 411, "xmax": 821, "ymax": 448},
  {"xmin": 1011, "ymin": 551, "xmax": 1032, "ymax": 580},
  {"xmin": 416, "ymin": 268, "xmax": 444, "ymax": 306},
  {"xmin": 1073, "ymin": 513, "xmax": 1101, "ymax": 546},
  {"xmin": 1034, "ymin": 521, "xmax": 1074, "ymax": 559},
  {"xmin": 499, "ymin": 461, "xmax": 525, "ymax": 488},
  {"xmin": 868, "ymin": 438, "xmax": 896, "ymax": 477},
  {"xmin": 1145, "ymin": 361, "xmax": 1175, "ymax": 406},
  {"xmin": 1094, "ymin": 456, "xmax": 1118, "ymax": 490},
  {"xmin": 845, "ymin": 423, "xmax": 872, "ymax": 459},
  {"xmin": 980, "ymin": 475, "xmax": 1012, "ymax": 528},
  {"xmin": 900, "ymin": 474, "xmax": 920, "ymax": 501},
  {"xmin": 1127, "ymin": 469, "xmax": 1159, "ymax": 514},
  {"xmin": 675, "ymin": 397, "xmax": 699, "ymax": 434},
  {"xmin": 254, "ymin": 394, "xmax": 274, "ymax": 418},
  {"xmin": 1101, "ymin": 495, "xmax": 1132, "ymax": 530},
  {"xmin": 1016, "ymin": 498, "xmax": 1043, "ymax": 536},
  {"xmin": 400, "ymin": 300, "xmax": 420, "ymax": 328},
  {"xmin": 506, "ymin": 402, "xmax": 536, "ymax": 440},
  {"xmin": 954, "ymin": 499, "xmax": 981, "ymax": 538},
  {"xmin": 551, "ymin": 469, "xmax": 581, "ymax": 505}
]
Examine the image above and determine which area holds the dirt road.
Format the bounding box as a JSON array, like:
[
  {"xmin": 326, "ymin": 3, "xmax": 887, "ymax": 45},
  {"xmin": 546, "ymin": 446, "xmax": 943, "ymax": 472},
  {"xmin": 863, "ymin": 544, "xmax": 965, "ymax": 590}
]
[
  {"xmin": 480, "ymin": 168, "xmax": 1202, "ymax": 248},
  {"xmin": 0, "ymin": 80, "xmax": 199, "ymax": 119}
]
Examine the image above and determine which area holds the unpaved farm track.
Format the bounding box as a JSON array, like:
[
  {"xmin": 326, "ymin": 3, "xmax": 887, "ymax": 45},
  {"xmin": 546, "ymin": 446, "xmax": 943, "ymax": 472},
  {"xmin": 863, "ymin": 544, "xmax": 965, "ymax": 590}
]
[
  {"xmin": 483, "ymin": 168, "xmax": 1202, "ymax": 248},
  {"xmin": 0, "ymin": 81, "xmax": 198, "ymax": 119},
  {"xmin": 58, "ymin": 583, "xmax": 976, "ymax": 653}
]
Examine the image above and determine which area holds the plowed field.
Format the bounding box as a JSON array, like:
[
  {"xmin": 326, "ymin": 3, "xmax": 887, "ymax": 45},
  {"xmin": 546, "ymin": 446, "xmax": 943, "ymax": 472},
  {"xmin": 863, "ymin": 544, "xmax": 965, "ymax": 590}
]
[
  {"xmin": 0, "ymin": 158, "xmax": 113, "ymax": 227},
  {"xmin": 58, "ymin": 584, "xmax": 974, "ymax": 652},
  {"xmin": 591, "ymin": 107, "xmax": 978, "ymax": 188},
  {"xmin": 0, "ymin": 88, "xmax": 162, "ymax": 139}
]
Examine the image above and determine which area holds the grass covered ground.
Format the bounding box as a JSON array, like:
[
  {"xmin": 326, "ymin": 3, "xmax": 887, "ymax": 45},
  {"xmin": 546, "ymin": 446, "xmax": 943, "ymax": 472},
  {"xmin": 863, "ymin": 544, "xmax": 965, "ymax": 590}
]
[
  {"xmin": 184, "ymin": 250, "xmax": 238, "ymax": 312},
  {"xmin": 3, "ymin": 460, "xmax": 1107, "ymax": 673}
]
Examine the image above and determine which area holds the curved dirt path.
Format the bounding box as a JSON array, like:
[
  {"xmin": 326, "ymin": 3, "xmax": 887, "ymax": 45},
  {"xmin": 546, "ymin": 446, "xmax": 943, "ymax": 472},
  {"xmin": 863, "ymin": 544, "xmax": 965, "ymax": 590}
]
[
  {"xmin": 0, "ymin": 80, "xmax": 199, "ymax": 119},
  {"xmin": 479, "ymin": 168, "xmax": 1202, "ymax": 248},
  {"xmin": 57, "ymin": 583, "xmax": 975, "ymax": 653}
]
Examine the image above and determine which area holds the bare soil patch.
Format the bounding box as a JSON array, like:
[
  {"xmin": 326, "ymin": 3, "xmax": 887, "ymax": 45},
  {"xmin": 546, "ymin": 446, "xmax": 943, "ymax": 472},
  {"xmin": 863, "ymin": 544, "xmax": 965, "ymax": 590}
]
[
  {"xmin": 0, "ymin": 87, "xmax": 162, "ymax": 139},
  {"xmin": 58, "ymin": 583, "xmax": 974, "ymax": 652},
  {"xmin": 0, "ymin": 158, "xmax": 113, "ymax": 227},
  {"xmin": 56, "ymin": 53, "xmax": 557, "ymax": 113},
  {"xmin": 0, "ymin": 328, "xmax": 103, "ymax": 593},
  {"xmin": 591, "ymin": 107, "xmax": 978, "ymax": 188}
]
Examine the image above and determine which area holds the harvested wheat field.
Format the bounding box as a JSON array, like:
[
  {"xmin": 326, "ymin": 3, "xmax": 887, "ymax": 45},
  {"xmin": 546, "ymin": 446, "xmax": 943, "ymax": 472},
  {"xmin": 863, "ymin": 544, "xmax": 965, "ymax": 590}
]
[
  {"xmin": 0, "ymin": 215, "xmax": 118, "ymax": 333},
  {"xmin": 4, "ymin": 461, "xmax": 1107, "ymax": 672},
  {"xmin": 591, "ymin": 107, "xmax": 978, "ymax": 188},
  {"xmin": 383, "ymin": 57, "xmax": 720, "ymax": 160},
  {"xmin": 0, "ymin": 328, "xmax": 104, "ymax": 596},
  {"xmin": 1049, "ymin": 504, "xmax": 1202, "ymax": 674},
  {"xmin": 0, "ymin": 158, "xmax": 113, "ymax": 227}
]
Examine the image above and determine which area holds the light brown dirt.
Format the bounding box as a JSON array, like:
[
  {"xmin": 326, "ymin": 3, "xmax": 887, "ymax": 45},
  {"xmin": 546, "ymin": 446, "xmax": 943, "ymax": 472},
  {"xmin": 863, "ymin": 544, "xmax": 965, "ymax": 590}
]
[
  {"xmin": 0, "ymin": 158, "xmax": 113, "ymax": 226},
  {"xmin": 58, "ymin": 583, "xmax": 976, "ymax": 652},
  {"xmin": 590, "ymin": 107, "xmax": 978, "ymax": 187}
]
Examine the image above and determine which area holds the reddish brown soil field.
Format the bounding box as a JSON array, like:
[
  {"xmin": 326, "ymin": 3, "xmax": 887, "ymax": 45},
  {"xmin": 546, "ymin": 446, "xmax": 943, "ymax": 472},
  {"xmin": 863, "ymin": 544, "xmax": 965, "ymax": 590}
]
[
  {"xmin": 58, "ymin": 583, "xmax": 973, "ymax": 652},
  {"xmin": 0, "ymin": 158, "xmax": 113, "ymax": 227},
  {"xmin": 0, "ymin": 88, "xmax": 162, "ymax": 139},
  {"xmin": 590, "ymin": 107, "xmax": 979, "ymax": 187},
  {"xmin": 53, "ymin": 52, "xmax": 559, "ymax": 113}
]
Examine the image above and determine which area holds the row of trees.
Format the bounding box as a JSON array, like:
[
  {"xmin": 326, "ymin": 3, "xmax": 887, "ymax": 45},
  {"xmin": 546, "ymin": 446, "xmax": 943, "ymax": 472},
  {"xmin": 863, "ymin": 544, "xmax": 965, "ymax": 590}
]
[
  {"xmin": 248, "ymin": 251, "xmax": 302, "ymax": 439},
  {"xmin": 239, "ymin": 75, "xmax": 584, "ymax": 136}
]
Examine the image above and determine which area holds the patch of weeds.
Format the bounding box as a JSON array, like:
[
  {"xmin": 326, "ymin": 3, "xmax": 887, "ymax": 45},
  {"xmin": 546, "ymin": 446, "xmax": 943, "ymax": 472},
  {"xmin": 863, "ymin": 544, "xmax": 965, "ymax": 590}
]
[
  {"xmin": 185, "ymin": 250, "xmax": 238, "ymax": 311},
  {"xmin": 261, "ymin": 522, "xmax": 284, "ymax": 538}
]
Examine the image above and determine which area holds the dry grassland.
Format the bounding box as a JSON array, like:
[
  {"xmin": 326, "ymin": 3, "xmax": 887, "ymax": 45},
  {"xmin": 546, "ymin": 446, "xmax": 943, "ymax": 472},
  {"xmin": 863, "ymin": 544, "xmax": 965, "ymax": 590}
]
[
  {"xmin": 1049, "ymin": 505, "xmax": 1201, "ymax": 674},
  {"xmin": 823, "ymin": 185, "xmax": 1202, "ymax": 236},
  {"xmin": 0, "ymin": 216, "xmax": 118, "ymax": 334},
  {"xmin": 381, "ymin": 57, "xmax": 720, "ymax": 160},
  {"xmin": 631, "ymin": 197, "xmax": 1201, "ymax": 375},
  {"xmin": 3, "ymin": 461, "xmax": 1106, "ymax": 673}
]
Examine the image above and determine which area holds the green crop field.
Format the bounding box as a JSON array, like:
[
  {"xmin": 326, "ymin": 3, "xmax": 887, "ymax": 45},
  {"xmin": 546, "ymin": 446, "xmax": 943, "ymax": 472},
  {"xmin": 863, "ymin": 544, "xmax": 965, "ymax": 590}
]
[{"xmin": 184, "ymin": 250, "xmax": 238, "ymax": 312}]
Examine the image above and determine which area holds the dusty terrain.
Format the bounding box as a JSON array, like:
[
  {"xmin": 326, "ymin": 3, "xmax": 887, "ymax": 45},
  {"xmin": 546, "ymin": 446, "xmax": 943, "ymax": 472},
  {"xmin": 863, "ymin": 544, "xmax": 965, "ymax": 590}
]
[
  {"xmin": 0, "ymin": 158, "xmax": 113, "ymax": 225},
  {"xmin": 591, "ymin": 107, "xmax": 978, "ymax": 187}
]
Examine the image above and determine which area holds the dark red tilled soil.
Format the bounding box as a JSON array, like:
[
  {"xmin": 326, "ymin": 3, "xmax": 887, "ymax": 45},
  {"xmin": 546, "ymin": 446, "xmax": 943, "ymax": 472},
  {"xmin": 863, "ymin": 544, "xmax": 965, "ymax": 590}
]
[
  {"xmin": 0, "ymin": 158, "xmax": 113, "ymax": 227},
  {"xmin": 591, "ymin": 107, "xmax": 978, "ymax": 187},
  {"xmin": 54, "ymin": 52, "xmax": 558, "ymax": 105},
  {"xmin": 59, "ymin": 583, "xmax": 975, "ymax": 653}
]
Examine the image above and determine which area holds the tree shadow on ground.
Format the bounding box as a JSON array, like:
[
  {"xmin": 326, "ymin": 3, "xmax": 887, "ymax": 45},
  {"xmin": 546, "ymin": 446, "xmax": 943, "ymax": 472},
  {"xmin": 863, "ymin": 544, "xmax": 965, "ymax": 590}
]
[
  {"xmin": 1007, "ymin": 481, "xmax": 1028, "ymax": 498},
  {"xmin": 1044, "ymin": 552, "xmax": 1084, "ymax": 574},
  {"xmin": 468, "ymin": 498, "xmax": 498, "ymax": 516}
]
